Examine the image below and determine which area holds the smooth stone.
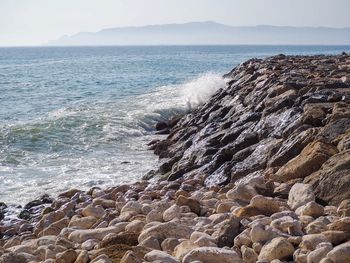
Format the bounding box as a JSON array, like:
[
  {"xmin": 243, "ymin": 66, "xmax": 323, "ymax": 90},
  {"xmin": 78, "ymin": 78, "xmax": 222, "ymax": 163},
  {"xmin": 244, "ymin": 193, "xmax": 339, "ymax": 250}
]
[
  {"xmin": 326, "ymin": 241, "xmax": 350, "ymax": 263},
  {"xmin": 144, "ymin": 250, "xmax": 179, "ymax": 263},
  {"xmin": 258, "ymin": 237, "xmax": 294, "ymax": 261},
  {"xmin": 68, "ymin": 223, "xmax": 127, "ymax": 243},
  {"xmin": 182, "ymin": 247, "xmax": 243, "ymax": 263}
]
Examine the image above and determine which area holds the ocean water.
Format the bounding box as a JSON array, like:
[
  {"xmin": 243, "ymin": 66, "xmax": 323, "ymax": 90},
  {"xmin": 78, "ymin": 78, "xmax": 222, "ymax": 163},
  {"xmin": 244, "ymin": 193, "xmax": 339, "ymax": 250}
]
[{"xmin": 0, "ymin": 45, "xmax": 349, "ymax": 205}]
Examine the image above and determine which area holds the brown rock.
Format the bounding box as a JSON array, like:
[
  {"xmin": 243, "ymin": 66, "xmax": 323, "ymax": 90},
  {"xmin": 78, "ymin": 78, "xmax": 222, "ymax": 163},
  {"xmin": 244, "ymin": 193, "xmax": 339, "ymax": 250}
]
[
  {"xmin": 176, "ymin": 195, "xmax": 201, "ymax": 215},
  {"xmin": 305, "ymin": 150, "xmax": 350, "ymax": 205},
  {"xmin": 273, "ymin": 141, "xmax": 338, "ymax": 182}
]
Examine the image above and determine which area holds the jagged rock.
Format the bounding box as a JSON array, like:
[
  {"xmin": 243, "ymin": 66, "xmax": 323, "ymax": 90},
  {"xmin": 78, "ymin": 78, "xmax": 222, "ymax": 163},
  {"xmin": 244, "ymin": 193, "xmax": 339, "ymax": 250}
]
[
  {"xmin": 272, "ymin": 141, "xmax": 338, "ymax": 182},
  {"xmin": 305, "ymin": 150, "xmax": 350, "ymax": 205}
]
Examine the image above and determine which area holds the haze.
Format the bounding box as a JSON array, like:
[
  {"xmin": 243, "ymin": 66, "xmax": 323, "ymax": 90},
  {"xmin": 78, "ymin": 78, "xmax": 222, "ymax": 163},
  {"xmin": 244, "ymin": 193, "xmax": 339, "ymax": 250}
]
[{"xmin": 1, "ymin": 0, "xmax": 350, "ymax": 46}]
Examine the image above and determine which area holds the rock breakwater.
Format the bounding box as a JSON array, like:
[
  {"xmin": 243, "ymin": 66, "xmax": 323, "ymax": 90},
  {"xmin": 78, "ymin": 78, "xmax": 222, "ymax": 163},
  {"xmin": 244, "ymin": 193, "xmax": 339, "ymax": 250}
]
[{"xmin": 1, "ymin": 54, "xmax": 350, "ymax": 262}]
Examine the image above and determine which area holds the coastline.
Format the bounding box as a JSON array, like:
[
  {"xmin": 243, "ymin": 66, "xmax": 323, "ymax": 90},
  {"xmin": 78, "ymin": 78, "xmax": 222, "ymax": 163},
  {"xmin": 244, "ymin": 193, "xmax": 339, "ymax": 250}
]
[{"xmin": 1, "ymin": 53, "xmax": 350, "ymax": 262}]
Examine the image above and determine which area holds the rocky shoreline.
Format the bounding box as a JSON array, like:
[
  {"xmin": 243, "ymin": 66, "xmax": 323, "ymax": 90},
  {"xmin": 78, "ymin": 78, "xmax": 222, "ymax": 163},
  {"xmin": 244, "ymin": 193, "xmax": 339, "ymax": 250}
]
[{"xmin": 1, "ymin": 53, "xmax": 350, "ymax": 263}]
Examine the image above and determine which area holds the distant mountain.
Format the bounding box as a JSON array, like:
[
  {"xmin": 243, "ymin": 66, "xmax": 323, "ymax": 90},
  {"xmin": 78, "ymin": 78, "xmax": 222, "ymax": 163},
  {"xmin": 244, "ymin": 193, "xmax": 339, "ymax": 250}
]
[{"xmin": 47, "ymin": 21, "xmax": 350, "ymax": 46}]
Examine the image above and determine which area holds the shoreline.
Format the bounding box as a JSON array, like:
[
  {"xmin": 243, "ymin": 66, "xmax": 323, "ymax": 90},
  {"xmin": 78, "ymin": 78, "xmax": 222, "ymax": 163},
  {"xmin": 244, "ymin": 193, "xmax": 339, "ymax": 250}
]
[{"xmin": 1, "ymin": 53, "xmax": 350, "ymax": 262}]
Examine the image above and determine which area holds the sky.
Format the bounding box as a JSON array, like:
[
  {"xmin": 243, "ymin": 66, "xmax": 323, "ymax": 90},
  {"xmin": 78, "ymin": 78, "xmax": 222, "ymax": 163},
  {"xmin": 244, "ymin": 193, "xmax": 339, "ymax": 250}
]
[{"xmin": 1, "ymin": 0, "xmax": 350, "ymax": 46}]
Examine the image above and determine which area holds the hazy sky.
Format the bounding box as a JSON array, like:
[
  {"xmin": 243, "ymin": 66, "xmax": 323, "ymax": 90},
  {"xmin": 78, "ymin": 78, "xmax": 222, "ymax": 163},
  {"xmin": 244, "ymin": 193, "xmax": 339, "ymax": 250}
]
[{"xmin": 1, "ymin": 0, "xmax": 350, "ymax": 46}]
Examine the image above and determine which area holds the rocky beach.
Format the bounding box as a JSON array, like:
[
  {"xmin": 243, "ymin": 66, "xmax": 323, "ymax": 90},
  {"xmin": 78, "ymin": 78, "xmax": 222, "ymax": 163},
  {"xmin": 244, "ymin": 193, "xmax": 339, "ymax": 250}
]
[{"xmin": 1, "ymin": 53, "xmax": 350, "ymax": 263}]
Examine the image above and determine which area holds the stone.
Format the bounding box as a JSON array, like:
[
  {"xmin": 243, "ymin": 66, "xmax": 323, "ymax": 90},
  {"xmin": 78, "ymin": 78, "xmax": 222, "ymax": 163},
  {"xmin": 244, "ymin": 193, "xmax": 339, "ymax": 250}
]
[
  {"xmin": 120, "ymin": 251, "xmax": 142, "ymax": 263},
  {"xmin": 250, "ymin": 195, "xmax": 287, "ymax": 215},
  {"xmin": 273, "ymin": 141, "xmax": 337, "ymax": 182},
  {"xmin": 144, "ymin": 250, "xmax": 179, "ymax": 263},
  {"xmin": 258, "ymin": 237, "xmax": 294, "ymax": 261},
  {"xmin": 125, "ymin": 220, "xmax": 145, "ymax": 234},
  {"xmin": 241, "ymin": 245, "xmax": 258, "ymax": 263},
  {"xmin": 75, "ymin": 250, "xmax": 89, "ymax": 263},
  {"xmin": 69, "ymin": 216, "xmax": 97, "ymax": 229},
  {"xmin": 182, "ymin": 247, "xmax": 243, "ymax": 263},
  {"xmin": 296, "ymin": 201, "xmax": 324, "ymax": 218},
  {"xmin": 55, "ymin": 249, "xmax": 77, "ymax": 263},
  {"xmin": 173, "ymin": 240, "xmax": 199, "ymax": 260},
  {"xmin": 250, "ymin": 224, "xmax": 276, "ymax": 243},
  {"xmin": 226, "ymin": 184, "xmax": 258, "ymax": 204},
  {"xmin": 140, "ymin": 236, "xmax": 161, "ymax": 250},
  {"xmin": 0, "ymin": 252, "xmax": 27, "ymax": 263},
  {"xmin": 305, "ymin": 151, "xmax": 350, "ymax": 205},
  {"xmin": 300, "ymin": 234, "xmax": 328, "ymax": 250},
  {"xmin": 288, "ymin": 183, "xmax": 315, "ymax": 210},
  {"xmin": 327, "ymin": 217, "xmax": 350, "ymax": 233},
  {"xmin": 326, "ymin": 241, "xmax": 350, "ymax": 263},
  {"xmin": 138, "ymin": 221, "xmax": 193, "ymax": 243},
  {"xmin": 337, "ymin": 199, "xmax": 350, "ymax": 217},
  {"xmin": 68, "ymin": 224, "xmax": 127, "ymax": 243},
  {"xmin": 211, "ymin": 216, "xmax": 240, "ymax": 247},
  {"xmin": 307, "ymin": 242, "xmax": 332, "ymax": 263},
  {"xmin": 161, "ymin": 238, "xmax": 180, "ymax": 254},
  {"xmin": 163, "ymin": 204, "xmax": 181, "ymax": 222},
  {"xmin": 176, "ymin": 195, "xmax": 201, "ymax": 215}
]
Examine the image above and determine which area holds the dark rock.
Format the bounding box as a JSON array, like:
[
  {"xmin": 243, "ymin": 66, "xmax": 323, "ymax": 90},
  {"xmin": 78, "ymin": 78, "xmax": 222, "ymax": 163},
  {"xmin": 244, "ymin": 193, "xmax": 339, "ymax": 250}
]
[
  {"xmin": 18, "ymin": 210, "xmax": 32, "ymax": 221},
  {"xmin": 155, "ymin": 121, "xmax": 168, "ymax": 131}
]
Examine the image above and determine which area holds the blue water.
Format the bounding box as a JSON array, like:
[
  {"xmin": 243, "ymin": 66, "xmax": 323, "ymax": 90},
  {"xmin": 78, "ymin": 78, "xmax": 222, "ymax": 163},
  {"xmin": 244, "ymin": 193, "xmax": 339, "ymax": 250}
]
[{"xmin": 0, "ymin": 45, "xmax": 349, "ymax": 205}]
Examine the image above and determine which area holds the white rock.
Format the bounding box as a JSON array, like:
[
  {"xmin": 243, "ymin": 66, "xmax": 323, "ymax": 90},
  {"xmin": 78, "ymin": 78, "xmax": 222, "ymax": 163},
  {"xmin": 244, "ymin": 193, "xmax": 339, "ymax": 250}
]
[{"xmin": 288, "ymin": 183, "xmax": 315, "ymax": 210}]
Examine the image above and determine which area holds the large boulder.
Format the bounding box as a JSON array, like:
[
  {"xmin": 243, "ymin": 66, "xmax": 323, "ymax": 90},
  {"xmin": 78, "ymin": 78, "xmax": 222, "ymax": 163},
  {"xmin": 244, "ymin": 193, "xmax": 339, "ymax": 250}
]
[
  {"xmin": 305, "ymin": 150, "xmax": 350, "ymax": 205},
  {"xmin": 272, "ymin": 141, "xmax": 338, "ymax": 182}
]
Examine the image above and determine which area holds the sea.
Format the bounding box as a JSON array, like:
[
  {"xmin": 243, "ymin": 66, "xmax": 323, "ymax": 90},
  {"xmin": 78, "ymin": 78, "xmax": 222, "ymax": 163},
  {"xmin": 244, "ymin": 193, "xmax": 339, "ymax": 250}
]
[{"xmin": 1, "ymin": 45, "xmax": 349, "ymax": 206}]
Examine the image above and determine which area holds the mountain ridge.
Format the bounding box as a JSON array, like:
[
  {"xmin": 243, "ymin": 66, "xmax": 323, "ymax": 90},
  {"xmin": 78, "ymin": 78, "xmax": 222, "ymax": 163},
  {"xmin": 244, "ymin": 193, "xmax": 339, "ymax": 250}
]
[{"xmin": 47, "ymin": 21, "xmax": 350, "ymax": 46}]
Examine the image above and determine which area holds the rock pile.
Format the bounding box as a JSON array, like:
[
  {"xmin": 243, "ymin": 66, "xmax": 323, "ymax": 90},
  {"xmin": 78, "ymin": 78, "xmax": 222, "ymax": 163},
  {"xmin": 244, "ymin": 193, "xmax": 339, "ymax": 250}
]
[{"xmin": 1, "ymin": 54, "xmax": 350, "ymax": 262}]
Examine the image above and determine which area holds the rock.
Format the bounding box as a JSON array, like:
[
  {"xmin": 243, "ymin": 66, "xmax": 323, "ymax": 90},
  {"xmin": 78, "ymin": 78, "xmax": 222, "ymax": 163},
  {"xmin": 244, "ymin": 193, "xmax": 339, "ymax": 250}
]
[
  {"xmin": 120, "ymin": 251, "xmax": 142, "ymax": 263},
  {"xmin": 300, "ymin": 234, "xmax": 328, "ymax": 250},
  {"xmin": 250, "ymin": 224, "xmax": 276, "ymax": 243},
  {"xmin": 173, "ymin": 240, "xmax": 199, "ymax": 260},
  {"xmin": 305, "ymin": 151, "xmax": 350, "ymax": 205},
  {"xmin": 211, "ymin": 216, "xmax": 240, "ymax": 247},
  {"xmin": 258, "ymin": 237, "xmax": 294, "ymax": 261},
  {"xmin": 138, "ymin": 221, "xmax": 193, "ymax": 243},
  {"xmin": 337, "ymin": 199, "xmax": 350, "ymax": 217},
  {"xmin": 69, "ymin": 224, "xmax": 127, "ymax": 243},
  {"xmin": 100, "ymin": 232, "xmax": 139, "ymax": 248},
  {"xmin": 55, "ymin": 249, "xmax": 77, "ymax": 263},
  {"xmin": 182, "ymin": 247, "xmax": 243, "ymax": 263},
  {"xmin": 273, "ymin": 141, "xmax": 337, "ymax": 182},
  {"xmin": 296, "ymin": 201, "xmax": 324, "ymax": 218},
  {"xmin": 241, "ymin": 245, "xmax": 258, "ymax": 263},
  {"xmin": 250, "ymin": 195, "xmax": 287, "ymax": 215},
  {"xmin": 307, "ymin": 242, "xmax": 333, "ymax": 263},
  {"xmin": 75, "ymin": 250, "xmax": 89, "ymax": 263},
  {"xmin": 0, "ymin": 252, "xmax": 27, "ymax": 263},
  {"xmin": 327, "ymin": 217, "xmax": 350, "ymax": 233},
  {"xmin": 176, "ymin": 195, "xmax": 201, "ymax": 215},
  {"xmin": 82, "ymin": 205, "xmax": 105, "ymax": 219},
  {"xmin": 140, "ymin": 236, "xmax": 161, "ymax": 250},
  {"xmin": 163, "ymin": 204, "xmax": 181, "ymax": 222},
  {"xmin": 326, "ymin": 241, "xmax": 350, "ymax": 263},
  {"xmin": 69, "ymin": 216, "xmax": 97, "ymax": 229},
  {"xmin": 144, "ymin": 250, "xmax": 179, "ymax": 263},
  {"xmin": 125, "ymin": 220, "xmax": 145, "ymax": 234},
  {"xmin": 226, "ymin": 184, "xmax": 258, "ymax": 204},
  {"xmin": 288, "ymin": 183, "xmax": 315, "ymax": 210},
  {"xmin": 161, "ymin": 238, "xmax": 181, "ymax": 254}
]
